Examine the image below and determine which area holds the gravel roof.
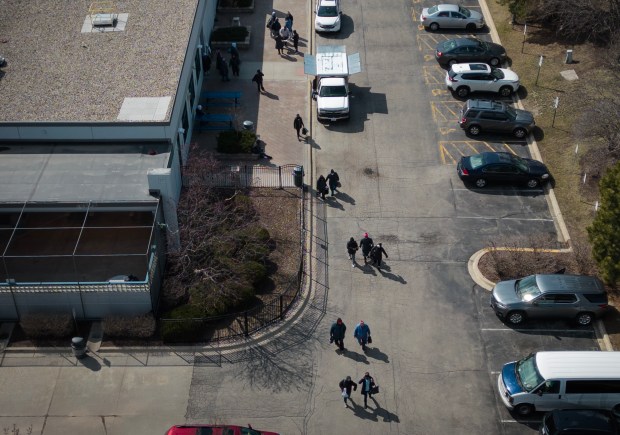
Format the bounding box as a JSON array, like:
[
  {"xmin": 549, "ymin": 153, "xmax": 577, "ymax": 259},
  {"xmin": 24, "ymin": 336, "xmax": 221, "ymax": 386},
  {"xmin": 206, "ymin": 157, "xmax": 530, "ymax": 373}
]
[{"xmin": 0, "ymin": 0, "xmax": 198, "ymax": 123}]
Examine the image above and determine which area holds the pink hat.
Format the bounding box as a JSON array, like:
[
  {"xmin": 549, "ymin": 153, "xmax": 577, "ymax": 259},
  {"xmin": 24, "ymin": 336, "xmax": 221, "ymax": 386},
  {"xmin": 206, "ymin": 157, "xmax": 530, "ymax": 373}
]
[{"xmin": 364, "ymin": 232, "xmax": 368, "ymax": 238}]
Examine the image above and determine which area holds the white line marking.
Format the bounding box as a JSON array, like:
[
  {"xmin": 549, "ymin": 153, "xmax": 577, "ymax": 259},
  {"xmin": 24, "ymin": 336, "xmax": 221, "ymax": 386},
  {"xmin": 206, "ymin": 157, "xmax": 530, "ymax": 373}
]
[
  {"xmin": 456, "ymin": 216, "xmax": 554, "ymax": 222},
  {"xmin": 451, "ymin": 188, "xmax": 545, "ymax": 193},
  {"xmin": 481, "ymin": 328, "xmax": 594, "ymax": 333},
  {"xmin": 490, "ymin": 371, "xmax": 500, "ymax": 375}
]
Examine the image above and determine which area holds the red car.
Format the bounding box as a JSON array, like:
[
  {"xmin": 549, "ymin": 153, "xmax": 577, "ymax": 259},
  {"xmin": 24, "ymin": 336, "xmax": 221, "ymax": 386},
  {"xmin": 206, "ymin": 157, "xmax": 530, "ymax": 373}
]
[{"xmin": 165, "ymin": 425, "xmax": 279, "ymax": 435}]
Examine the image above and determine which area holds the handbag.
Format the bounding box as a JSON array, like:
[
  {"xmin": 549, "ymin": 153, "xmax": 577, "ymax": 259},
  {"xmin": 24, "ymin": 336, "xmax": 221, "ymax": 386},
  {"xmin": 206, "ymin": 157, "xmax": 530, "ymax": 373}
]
[
  {"xmin": 302, "ymin": 127, "xmax": 308, "ymax": 135},
  {"xmin": 367, "ymin": 335, "xmax": 372, "ymax": 344},
  {"xmin": 370, "ymin": 385, "xmax": 379, "ymax": 395},
  {"xmin": 341, "ymin": 389, "xmax": 349, "ymax": 398}
]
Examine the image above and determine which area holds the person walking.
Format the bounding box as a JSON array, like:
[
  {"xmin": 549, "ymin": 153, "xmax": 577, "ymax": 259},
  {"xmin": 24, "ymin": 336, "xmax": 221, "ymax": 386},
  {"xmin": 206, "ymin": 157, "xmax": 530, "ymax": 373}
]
[
  {"xmin": 370, "ymin": 243, "xmax": 388, "ymax": 269},
  {"xmin": 292, "ymin": 30, "xmax": 300, "ymax": 54},
  {"xmin": 275, "ymin": 35, "xmax": 285, "ymax": 55},
  {"xmin": 285, "ymin": 11, "xmax": 294, "ymax": 31},
  {"xmin": 346, "ymin": 237, "xmax": 358, "ymax": 267},
  {"xmin": 316, "ymin": 175, "xmax": 327, "ymax": 200},
  {"xmin": 252, "ymin": 69, "xmax": 265, "ymax": 93},
  {"xmin": 218, "ymin": 57, "xmax": 230, "ymax": 82},
  {"xmin": 330, "ymin": 318, "xmax": 346, "ymax": 351},
  {"xmin": 229, "ymin": 42, "xmax": 239, "ymax": 60},
  {"xmin": 326, "ymin": 169, "xmax": 340, "ymax": 196},
  {"xmin": 293, "ymin": 114, "xmax": 305, "ymax": 140},
  {"xmin": 339, "ymin": 376, "xmax": 357, "ymax": 408},
  {"xmin": 271, "ymin": 17, "xmax": 282, "ymax": 38},
  {"xmin": 358, "ymin": 372, "xmax": 377, "ymax": 409},
  {"xmin": 279, "ymin": 26, "xmax": 290, "ymax": 44},
  {"xmin": 266, "ymin": 11, "xmax": 277, "ymax": 34},
  {"xmin": 229, "ymin": 55, "xmax": 240, "ymax": 77},
  {"xmin": 359, "ymin": 232, "xmax": 374, "ymax": 264},
  {"xmin": 353, "ymin": 320, "xmax": 371, "ymax": 351}
]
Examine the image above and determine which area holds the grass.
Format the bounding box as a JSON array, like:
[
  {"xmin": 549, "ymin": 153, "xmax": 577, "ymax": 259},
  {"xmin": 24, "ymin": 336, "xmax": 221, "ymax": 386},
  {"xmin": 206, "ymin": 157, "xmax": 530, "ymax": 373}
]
[{"xmin": 486, "ymin": 1, "xmax": 620, "ymax": 349}]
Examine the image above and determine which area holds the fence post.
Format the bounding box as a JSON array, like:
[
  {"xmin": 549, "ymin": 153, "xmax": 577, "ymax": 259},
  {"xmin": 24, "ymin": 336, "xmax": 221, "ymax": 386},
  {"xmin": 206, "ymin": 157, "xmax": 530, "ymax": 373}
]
[
  {"xmin": 244, "ymin": 311, "xmax": 249, "ymax": 337},
  {"xmin": 278, "ymin": 166, "xmax": 282, "ymax": 189}
]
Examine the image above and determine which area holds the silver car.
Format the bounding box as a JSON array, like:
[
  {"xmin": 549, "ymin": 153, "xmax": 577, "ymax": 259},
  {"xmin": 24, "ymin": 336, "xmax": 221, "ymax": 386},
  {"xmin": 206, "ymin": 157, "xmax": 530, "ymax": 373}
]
[
  {"xmin": 421, "ymin": 4, "xmax": 485, "ymax": 32},
  {"xmin": 490, "ymin": 274, "xmax": 608, "ymax": 326}
]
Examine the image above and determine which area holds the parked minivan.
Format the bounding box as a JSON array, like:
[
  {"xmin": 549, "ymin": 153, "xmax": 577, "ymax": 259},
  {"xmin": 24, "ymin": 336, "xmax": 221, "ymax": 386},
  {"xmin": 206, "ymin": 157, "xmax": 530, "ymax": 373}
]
[{"xmin": 498, "ymin": 351, "xmax": 620, "ymax": 417}]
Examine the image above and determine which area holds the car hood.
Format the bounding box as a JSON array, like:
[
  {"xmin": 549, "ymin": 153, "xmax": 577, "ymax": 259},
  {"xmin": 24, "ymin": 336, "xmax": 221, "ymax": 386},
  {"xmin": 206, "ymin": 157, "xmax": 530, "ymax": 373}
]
[
  {"xmin": 501, "ymin": 362, "xmax": 524, "ymax": 396},
  {"xmin": 317, "ymin": 96, "xmax": 349, "ymax": 111},
  {"xmin": 514, "ymin": 109, "xmax": 534, "ymax": 124},
  {"xmin": 500, "ymin": 69, "xmax": 519, "ymax": 82},
  {"xmin": 526, "ymin": 159, "xmax": 549, "ymax": 176},
  {"xmin": 316, "ymin": 15, "xmax": 339, "ymax": 25},
  {"xmin": 469, "ymin": 10, "xmax": 484, "ymax": 21},
  {"xmin": 492, "ymin": 279, "xmax": 520, "ymax": 305}
]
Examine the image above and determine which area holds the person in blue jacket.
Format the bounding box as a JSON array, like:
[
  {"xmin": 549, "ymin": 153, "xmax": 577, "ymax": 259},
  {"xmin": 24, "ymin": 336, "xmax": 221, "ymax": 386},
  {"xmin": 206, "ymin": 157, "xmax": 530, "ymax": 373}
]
[{"xmin": 353, "ymin": 320, "xmax": 371, "ymax": 351}]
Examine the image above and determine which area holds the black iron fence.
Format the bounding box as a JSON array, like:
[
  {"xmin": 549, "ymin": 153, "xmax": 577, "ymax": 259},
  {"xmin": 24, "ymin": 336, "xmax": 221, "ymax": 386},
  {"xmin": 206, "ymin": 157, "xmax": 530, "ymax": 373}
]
[{"xmin": 203, "ymin": 164, "xmax": 299, "ymax": 188}]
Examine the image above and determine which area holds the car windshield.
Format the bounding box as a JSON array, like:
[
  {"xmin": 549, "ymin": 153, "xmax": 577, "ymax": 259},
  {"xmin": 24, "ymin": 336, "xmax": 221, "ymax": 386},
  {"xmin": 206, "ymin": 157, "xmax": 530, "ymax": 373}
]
[
  {"xmin": 515, "ymin": 275, "xmax": 541, "ymax": 301},
  {"xmin": 505, "ymin": 105, "xmax": 517, "ymax": 120},
  {"xmin": 515, "ymin": 354, "xmax": 545, "ymax": 392},
  {"xmin": 468, "ymin": 154, "xmax": 485, "ymax": 169},
  {"xmin": 319, "ymin": 85, "xmax": 347, "ymax": 97},
  {"xmin": 491, "ymin": 68, "xmax": 505, "ymax": 79},
  {"xmin": 318, "ymin": 6, "xmax": 338, "ymax": 17},
  {"xmin": 458, "ymin": 6, "xmax": 471, "ymax": 17},
  {"xmin": 428, "ymin": 5, "xmax": 439, "ymax": 14}
]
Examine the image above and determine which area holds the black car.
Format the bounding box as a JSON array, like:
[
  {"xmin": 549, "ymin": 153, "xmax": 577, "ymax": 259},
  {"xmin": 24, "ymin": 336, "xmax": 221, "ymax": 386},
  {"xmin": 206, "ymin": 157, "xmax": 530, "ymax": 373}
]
[
  {"xmin": 435, "ymin": 37, "xmax": 507, "ymax": 67},
  {"xmin": 540, "ymin": 409, "xmax": 619, "ymax": 435},
  {"xmin": 457, "ymin": 151, "xmax": 550, "ymax": 188}
]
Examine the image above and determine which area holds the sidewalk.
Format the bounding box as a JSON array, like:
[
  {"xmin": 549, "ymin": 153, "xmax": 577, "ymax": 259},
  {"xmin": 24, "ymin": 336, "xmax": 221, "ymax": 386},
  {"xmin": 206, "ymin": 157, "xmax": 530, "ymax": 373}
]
[{"xmin": 193, "ymin": 2, "xmax": 311, "ymax": 168}]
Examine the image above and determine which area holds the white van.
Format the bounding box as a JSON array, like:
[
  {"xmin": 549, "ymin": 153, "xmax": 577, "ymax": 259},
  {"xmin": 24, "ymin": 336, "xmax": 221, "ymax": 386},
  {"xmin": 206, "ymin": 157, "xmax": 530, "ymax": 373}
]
[{"xmin": 497, "ymin": 351, "xmax": 620, "ymax": 416}]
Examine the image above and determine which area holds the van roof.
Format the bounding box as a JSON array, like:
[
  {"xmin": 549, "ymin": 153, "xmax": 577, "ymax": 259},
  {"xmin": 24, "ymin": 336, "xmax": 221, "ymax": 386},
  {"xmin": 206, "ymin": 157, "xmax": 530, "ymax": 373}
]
[
  {"xmin": 536, "ymin": 352, "xmax": 620, "ymax": 379},
  {"xmin": 535, "ymin": 274, "xmax": 605, "ymax": 294}
]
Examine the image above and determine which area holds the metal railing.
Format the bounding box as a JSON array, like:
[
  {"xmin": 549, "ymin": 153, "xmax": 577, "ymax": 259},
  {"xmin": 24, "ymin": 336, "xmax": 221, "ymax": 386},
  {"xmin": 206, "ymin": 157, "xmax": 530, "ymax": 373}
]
[{"xmin": 204, "ymin": 164, "xmax": 299, "ymax": 188}]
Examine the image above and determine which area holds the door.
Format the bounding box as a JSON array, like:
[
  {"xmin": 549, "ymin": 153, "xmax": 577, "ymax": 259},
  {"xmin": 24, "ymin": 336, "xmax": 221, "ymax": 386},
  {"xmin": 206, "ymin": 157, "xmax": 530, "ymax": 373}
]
[
  {"xmin": 529, "ymin": 293, "xmax": 578, "ymax": 320},
  {"xmin": 531, "ymin": 380, "xmax": 563, "ymax": 412},
  {"xmin": 450, "ymin": 11, "xmax": 467, "ymax": 28}
]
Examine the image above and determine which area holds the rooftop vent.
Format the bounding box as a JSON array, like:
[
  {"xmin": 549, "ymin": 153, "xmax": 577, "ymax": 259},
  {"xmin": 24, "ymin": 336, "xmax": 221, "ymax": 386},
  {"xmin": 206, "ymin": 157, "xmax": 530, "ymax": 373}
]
[{"xmin": 89, "ymin": 1, "xmax": 118, "ymax": 27}]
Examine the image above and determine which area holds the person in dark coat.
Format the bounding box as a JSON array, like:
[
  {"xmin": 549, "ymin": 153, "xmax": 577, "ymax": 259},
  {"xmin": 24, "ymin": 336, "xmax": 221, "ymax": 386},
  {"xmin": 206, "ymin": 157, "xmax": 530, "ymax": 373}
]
[
  {"xmin": 229, "ymin": 42, "xmax": 239, "ymax": 60},
  {"xmin": 292, "ymin": 30, "xmax": 300, "ymax": 54},
  {"xmin": 346, "ymin": 237, "xmax": 358, "ymax": 267},
  {"xmin": 275, "ymin": 35, "xmax": 285, "ymax": 55},
  {"xmin": 229, "ymin": 55, "xmax": 240, "ymax": 77},
  {"xmin": 358, "ymin": 372, "xmax": 377, "ymax": 409},
  {"xmin": 316, "ymin": 175, "xmax": 327, "ymax": 200},
  {"xmin": 326, "ymin": 169, "xmax": 340, "ymax": 196},
  {"xmin": 370, "ymin": 243, "xmax": 388, "ymax": 269},
  {"xmin": 359, "ymin": 232, "xmax": 374, "ymax": 264},
  {"xmin": 293, "ymin": 114, "xmax": 305, "ymax": 140},
  {"xmin": 252, "ymin": 69, "xmax": 265, "ymax": 93},
  {"xmin": 330, "ymin": 317, "xmax": 346, "ymax": 351},
  {"xmin": 339, "ymin": 376, "xmax": 357, "ymax": 408},
  {"xmin": 271, "ymin": 18, "xmax": 281, "ymax": 38}
]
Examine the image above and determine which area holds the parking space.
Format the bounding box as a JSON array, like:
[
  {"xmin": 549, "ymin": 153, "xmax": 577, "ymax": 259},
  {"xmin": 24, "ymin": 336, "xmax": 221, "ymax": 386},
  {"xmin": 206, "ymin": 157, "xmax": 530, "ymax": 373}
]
[{"xmin": 440, "ymin": 140, "xmax": 528, "ymax": 164}]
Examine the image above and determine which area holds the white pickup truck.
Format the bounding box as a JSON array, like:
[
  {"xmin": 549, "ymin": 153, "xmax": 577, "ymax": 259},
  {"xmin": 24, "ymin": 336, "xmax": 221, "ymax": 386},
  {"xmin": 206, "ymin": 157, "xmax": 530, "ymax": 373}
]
[{"xmin": 304, "ymin": 45, "xmax": 361, "ymax": 122}]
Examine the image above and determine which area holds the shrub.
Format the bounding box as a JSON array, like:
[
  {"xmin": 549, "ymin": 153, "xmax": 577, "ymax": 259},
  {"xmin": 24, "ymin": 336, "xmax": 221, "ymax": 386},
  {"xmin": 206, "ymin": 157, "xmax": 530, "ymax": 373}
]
[
  {"xmin": 103, "ymin": 313, "xmax": 156, "ymax": 338},
  {"xmin": 210, "ymin": 26, "xmax": 249, "ymax": 42},
  {"xmin": 20, "ymin": 313, "xmax": 73, "ymax": 339},
  {"xmin": 239, "ymin": 261, "xmax": 268, "ymax": 285},
  {"xmin": 160, "ymin": 304, "xmax": 206, "ymax": 342},
  {"xmin": 216, "ymin": 130, "xmax": 256, "ymax": 154}
]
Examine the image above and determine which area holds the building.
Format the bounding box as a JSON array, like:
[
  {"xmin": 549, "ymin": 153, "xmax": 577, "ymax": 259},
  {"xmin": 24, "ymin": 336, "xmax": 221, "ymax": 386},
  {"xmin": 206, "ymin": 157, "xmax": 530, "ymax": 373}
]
[{"xmin": 0, "ymin": 0, "xmax": 217, "ymax": 319}]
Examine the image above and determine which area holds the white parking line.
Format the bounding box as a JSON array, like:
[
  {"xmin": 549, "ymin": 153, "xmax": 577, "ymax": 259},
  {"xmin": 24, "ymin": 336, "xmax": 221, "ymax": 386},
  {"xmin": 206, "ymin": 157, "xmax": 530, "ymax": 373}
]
[
  {"xmin": 481, "ymin": 328, "xmax": 594, "ymax": 333},
  {"xmin": 451, "ymin": 188, "xmax": 546, "ymax": 194},
  {"xmin": 456, "ymin": 216, "xmax": 554, "ymax": 222}
]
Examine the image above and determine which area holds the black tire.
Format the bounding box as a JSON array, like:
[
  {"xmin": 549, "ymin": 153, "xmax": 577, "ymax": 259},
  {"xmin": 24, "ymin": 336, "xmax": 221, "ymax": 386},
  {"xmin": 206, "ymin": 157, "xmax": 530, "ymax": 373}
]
[
  {"xmin": 506, "ymin": 311, "xmax": 525, "ymax": 325},
  {"xmin": 474, "ymin": 178, "xmax": 487, "ymax": 188},
  {"xmin": 466, "ymin": 23, "xmax": 476, "ymax": 31},
  {"xmin": 515, "ymin": 403, "xmax": 534, "ymax": 417},
  {"xmin": 448, "ymin": 59, "xmax": 457, "ymax": 67},
  {"xmin": 430, "ymin": 22, "xmax": 439, "ymax": 31},
  {"xmin": 513, "ymin": 127, "xmax": 527, "ymax": 139},
  {"xmin": 489, "ymin": 57, "xmax": 500, "ymax": 66},
  {"xmin": 468, "ymin": 124, "xmax": 481, "ymax": 136},
  {"xmin": 576, "ymin": 312, "xmax": 594, "ymax": 326},
  {"xmin": 456, "ymin": 86, "xmax": 470, "ymax": 98},
  {"xmin": 499, "ymin": 86, "xmax": 513, "ymax": 97},
  {"xmin": 526, "ymin": 179, "xmax": 539, "ymax": 188}
]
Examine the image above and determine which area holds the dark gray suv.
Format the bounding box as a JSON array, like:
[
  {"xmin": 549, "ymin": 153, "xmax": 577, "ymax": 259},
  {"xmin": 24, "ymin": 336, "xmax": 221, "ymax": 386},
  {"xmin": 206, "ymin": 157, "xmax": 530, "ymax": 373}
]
[
  {"xmin": 490, "ymin": 274, "xmax": 608, "ymax": 326},
  {"xmin": 459, "ymin": 99, "xmax": 535, "ymax": 139}
]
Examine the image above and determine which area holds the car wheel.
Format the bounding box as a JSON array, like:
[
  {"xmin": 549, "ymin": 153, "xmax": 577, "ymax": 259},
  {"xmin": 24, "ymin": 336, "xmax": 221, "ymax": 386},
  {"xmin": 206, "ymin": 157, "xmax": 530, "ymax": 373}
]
[
  {"xmin": 468, "ymin": 124, "xmax": 481, "ymax": 136},
  {"xmin": 466, "ymin": 23, "xmax": 476, "ymax": 31},
  {"xmin": 429, "ymin": 22, "xmax": 439, "ymax": 31},
  {"xmin": 514, "ymin": 403, "xmax": 534, "ymax": 417},
  {"xmin": 499, "ymin": 86, "xmax": 513, "ymax": 97},
  {"xmin": 456, "ymin": 86, "xmax": 470, "ymax": 98},
  {"xmin": 526, "ymin": 179, "xmax": 539, "ymax": 188},
  {"xmin": 489, "ymin": 57, "xmax": 500, "ymax": 66},
  {"xmin": 448, "ymin": 59, "xmax": 457, "ymax": 67},
  {"xmin": 612, "ymin": 404, "xmax": 620, "ymax": 419},
  {"xmin": 576, "ymin": 312, "xmax": 594, "ymax": 326},
  {"xmin": 474, "ymin": 178, "xmax": 487, "ymax": 188},
  {"xmin": 506, "ymin": 311, "xmax": 525, "ymax": 325},
  {"xmin": 513, "ymin": 127, "xmax": 527, "ymax": 139}
]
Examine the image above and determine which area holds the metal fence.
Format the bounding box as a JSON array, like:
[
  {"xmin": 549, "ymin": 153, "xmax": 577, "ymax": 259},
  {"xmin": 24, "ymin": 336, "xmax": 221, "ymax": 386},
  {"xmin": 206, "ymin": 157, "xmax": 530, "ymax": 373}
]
[
  {"xmin": 204, "ymin": 164, "xmax": 299, "ymax": 188},
  {"xmin": 160, "ymin": 187, "xmax": 306, "ymax": 343}
]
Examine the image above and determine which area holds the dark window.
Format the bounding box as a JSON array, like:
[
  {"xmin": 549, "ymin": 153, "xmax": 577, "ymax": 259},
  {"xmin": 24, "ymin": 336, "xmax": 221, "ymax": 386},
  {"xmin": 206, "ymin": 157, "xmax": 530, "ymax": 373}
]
[
  {"xmin": 583, "ymin": 293, "xmax": 608, "ymax": 303},
  {"xmin": 535, "ymin": 380, "xmax": 561, "ymax": 394},
  {"xmin": 553, "ymin": 293, "xmax": 578, "ymax": 303},
  {"xmin": 188, "ymin": 78, "xmax": 195, "ymax": 109},
  {"xmin": 182, "ymin": 106, "xmax": 189, "ymax": 133},
  {"xmin": 438, "ymin": 11, "xmax": 449, "ymax": 17},
  {"xmin": 479, "ymin": 111, "xmax": 498, "ymax": 120},
  {"xmin": 195, "ymin": 49, "xmax": 202, "ymax": 78},
  {"xmin": 450, "ymin": 12, "xmax": 464, "ymax": 19},
  {"xmin": 464, "ymin": 109, "xmax": 479, "ymax": 117},
  {"xmin": 482, "ymin": 165, "xmax": 503, "ymax": 173},
  {"xmin": 565, "ymin": 380, "xmax": 620, "ymax": 394}
]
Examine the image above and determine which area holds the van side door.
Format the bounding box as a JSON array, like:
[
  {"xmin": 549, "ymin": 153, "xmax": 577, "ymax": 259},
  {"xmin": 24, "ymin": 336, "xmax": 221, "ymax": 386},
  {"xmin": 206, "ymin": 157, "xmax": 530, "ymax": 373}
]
[
  {"xmin": 564, "ymin": 380, "xmax": 616, "ymax": 409},
  {"xmin": 531, "ymin": 380, "xmax": 562, "ymax": 412}
]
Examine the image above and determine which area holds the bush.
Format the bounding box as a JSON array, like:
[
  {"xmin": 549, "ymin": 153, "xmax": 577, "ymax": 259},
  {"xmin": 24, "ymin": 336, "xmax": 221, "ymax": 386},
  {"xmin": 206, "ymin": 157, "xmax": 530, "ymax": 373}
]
[
  {"xmin": 239, "ymin": 261, "xmax": 268, "ymax": 285},
  {"xmin": 103, "ymin": 313, "xmax": 156, "ymax": 338},
  {"xmin": 210, "ymin": 26, "xmax": 249, "ymax": 42},
  {"xmin": 160, "ymin": 304, "xmax": 206, "ymax": 342},
  {"xmin": 20, "ymin": 313, "xmax": 73, "ymax": 339},
  {"xmin": 216, "ymin": 130, "xmax": 256, "ymax": 154}
]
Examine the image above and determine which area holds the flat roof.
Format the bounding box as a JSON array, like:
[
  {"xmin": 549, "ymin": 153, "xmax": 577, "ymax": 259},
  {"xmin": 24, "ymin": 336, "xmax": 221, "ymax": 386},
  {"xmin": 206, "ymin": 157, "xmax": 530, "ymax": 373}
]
[
  {"xmin": 0, "ymin": 143, "xmax": 170, "ymax": 202},
  {"xmin": 0, "ymin": 0, "xmax": 198, "ymax": 123},
  {"xmin": 536, "ymin": 352, "xmax": 620, "ymax": 379}
]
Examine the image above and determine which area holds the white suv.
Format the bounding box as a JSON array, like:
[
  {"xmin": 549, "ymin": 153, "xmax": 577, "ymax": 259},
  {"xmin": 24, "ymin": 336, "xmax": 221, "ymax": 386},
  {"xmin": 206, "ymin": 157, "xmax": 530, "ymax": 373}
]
[
  {"xmin": 315, "ymin": 0, "xmax": 342, "ymax": 33},
  {"xmin": 445, "ymin": 63, "xmax": 520, "ymax": 98}
]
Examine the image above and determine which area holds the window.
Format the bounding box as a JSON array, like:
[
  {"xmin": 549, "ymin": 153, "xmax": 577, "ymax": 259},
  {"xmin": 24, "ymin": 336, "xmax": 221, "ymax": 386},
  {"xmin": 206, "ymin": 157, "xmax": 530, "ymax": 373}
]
[
  {"xmin": 552, "ymin": 294, "xmax": 578, "ymax": 303},
  {"xmin": 195, "ymin": 49, "xmax": 202, "ymax": 78},
  {"xmin": 188, "ymin": 78, "xmax": 195, "ymax": 109},
  {"xmin": 479, "ymin": 111, "xmax": 498, "ymax": 120},
  {"xmin": 464, "ymin": 109, "xmax": 479, "ymax": 117},
  {"xmin": 450, "ymin": 12, "xmax": 464, "ymax": 19},
  {"xmin": 438, "ymin": 11, "xmax": 449, "ymax": 17},
  {"xmin": 583, "ymin": 293, "xmax": 607, "ymax": 303},
  {"xmin": 565, "ymin": 380, "xmax": 620, "ymax": 394},
  {"xmin": 535, "ymin": 380, "xmax": 560, "ymax": 395}
]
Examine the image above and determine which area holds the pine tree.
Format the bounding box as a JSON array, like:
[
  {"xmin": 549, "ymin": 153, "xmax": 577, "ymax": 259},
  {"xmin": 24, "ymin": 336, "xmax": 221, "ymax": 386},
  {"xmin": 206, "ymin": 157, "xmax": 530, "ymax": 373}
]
[{"xmin": 588, "ymin": 162, "xmax": 620, "ymax": 284}]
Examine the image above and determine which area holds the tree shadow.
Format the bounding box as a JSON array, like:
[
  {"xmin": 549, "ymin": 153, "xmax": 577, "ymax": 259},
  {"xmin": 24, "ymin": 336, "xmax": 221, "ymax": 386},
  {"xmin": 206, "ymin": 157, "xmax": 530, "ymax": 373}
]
[{"xmin": 364, "ymin": 346, "xmax": 389, "ymax": 363}]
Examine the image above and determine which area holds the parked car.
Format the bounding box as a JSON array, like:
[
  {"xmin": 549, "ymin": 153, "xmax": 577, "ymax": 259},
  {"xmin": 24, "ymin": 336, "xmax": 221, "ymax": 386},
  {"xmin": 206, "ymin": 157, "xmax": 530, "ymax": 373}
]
[
  {"xmin": 445, "ymin": 62, "xmax": 520, "ymax": 98},
  {"xmin": 457, "ymin": 151, "xmax": 550, "ymax": 188},
  {"xmin": 315, "ymin": 0, "xmax": 342, "ymax": 33},
  {"xmin": 166, "ymin": 424, "xmax": 280, "ymax": 435},
  {"xmin": 540, "ymin": 409, "xmax": 619, "ymax": 435},
  {"xmin": 435, "ymin": 37, "xmax": 507, "ymax": 67},
  {"xmin": 458, "ymin": 99, "xmax": 534, "ymax": 138},
  {"xmin": 490, "ymin": 273, "xmax": 608, "ymax": 325},
  {"xmin": 420, "ymin": 4, "xmax": 485, "ymax": 31}
]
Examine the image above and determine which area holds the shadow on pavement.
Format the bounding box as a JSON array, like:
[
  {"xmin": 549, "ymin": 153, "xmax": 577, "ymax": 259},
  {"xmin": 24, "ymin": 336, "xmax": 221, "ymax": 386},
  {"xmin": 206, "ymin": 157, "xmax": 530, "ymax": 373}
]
[
  {"xmin": 361, "ymin": 263, "xmax": 378, "ymax": 276},
  {"xmin": 378, "ymin": 267, "xmax": 407, "ymax": 284},
  {"xmin": 371, "ymin": 398, "xmax": 400, "ymax": 423},
  {"xmin": 342, "ymin": 349, "xmax": 369, "ymax": 364},
  {"xmin": 364, "ymin": 346, "xmax": 389, "ymax": 363},
  {"xmin": 335, "ymin": 191, "xmax": 355, "ymax": 205},
  {"xmin": 78, "ymin": 354, "xmax": 102, "ymax": 371},
  {"xmin": 262, "ymin": 91, "xmax": 280, "ymax": 100}
]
